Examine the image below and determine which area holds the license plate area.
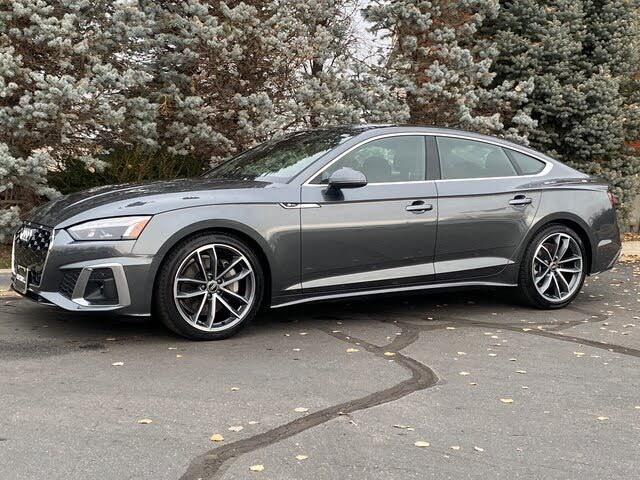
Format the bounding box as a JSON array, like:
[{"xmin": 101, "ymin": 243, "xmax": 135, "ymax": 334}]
[{"xmin": 13, "ymin": 265, "xmax": 29, "ymax": 295}]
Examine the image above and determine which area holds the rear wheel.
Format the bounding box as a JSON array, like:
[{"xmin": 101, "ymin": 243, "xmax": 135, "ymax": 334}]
[
  {"xmin": 155, "ymin": 232, "xmax": 264, "ymax": 340},
  {"xmin": 519, "ymin": 225, "xmax": 586, "ymax": 309}
]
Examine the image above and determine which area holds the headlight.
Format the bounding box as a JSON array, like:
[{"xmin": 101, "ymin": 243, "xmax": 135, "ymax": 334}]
[{"xmin": 67, "ymin": 216, "xmax": 151, "ymax": 241}]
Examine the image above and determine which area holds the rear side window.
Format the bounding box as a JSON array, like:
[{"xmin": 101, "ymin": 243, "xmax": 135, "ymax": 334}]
[
  {"xmin": 508, "ymin": 150, "xmax": 546, "ymax": 175},
  {"xmin": 436, "ymin": 137, "xmax": 517, "ymax": 180}
]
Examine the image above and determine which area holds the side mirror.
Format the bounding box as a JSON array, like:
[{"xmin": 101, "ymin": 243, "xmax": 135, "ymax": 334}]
[{"xmin": 327, "ymin": 167, "xmax": 367, "ymax": 190}]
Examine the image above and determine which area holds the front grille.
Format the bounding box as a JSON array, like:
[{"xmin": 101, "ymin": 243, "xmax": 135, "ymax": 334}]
[
  {"xmin": 13, "ymin": 223, "xmax": 53, "ymax": 287},
  {"xmin": 59, "ymin": 269, "xmax": 82, "ymax": 299}
]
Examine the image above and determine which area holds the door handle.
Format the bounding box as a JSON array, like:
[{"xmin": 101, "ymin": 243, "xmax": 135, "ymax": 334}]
[
  {"xmin": 509, "ymin": 195, "xmax": 533, "ymax": 206},
  {"xmin": 405, "ymin": 201, "xmax": 433, "ymax": 213}
]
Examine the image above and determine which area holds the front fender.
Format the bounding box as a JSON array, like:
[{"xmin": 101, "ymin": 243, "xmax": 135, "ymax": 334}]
[{"xmin": 130, "ymin": 204, "xmax": 301, "ymax": 312}]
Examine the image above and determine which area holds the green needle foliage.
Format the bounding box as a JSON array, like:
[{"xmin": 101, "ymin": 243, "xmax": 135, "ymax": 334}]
[
  {"xmin": 1, "ymin": 0, "xmax": 639, "ymax": 239},
  {"xmin": 482, "ymin": 0, "xmax": 640, "ymax": 221}
]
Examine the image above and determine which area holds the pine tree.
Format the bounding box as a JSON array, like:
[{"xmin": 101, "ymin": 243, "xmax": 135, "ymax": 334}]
[
  {"xmin": 0, "ymin": 0, "xmax": 402, "ymax": 239},
  {"xmin": 149, "ymin": 0, "xmax": 404, "ymax": 164},
  {"xmin": 364, "ymin": 0, "xmax": 536, "ymax": 143},
  {"xmin": 484, "ymin": 0, "xmax": 640, "ymax": 219},
  {"xmin": 0, "ymin": 0, "xmax": 156, "ymax": 239}
]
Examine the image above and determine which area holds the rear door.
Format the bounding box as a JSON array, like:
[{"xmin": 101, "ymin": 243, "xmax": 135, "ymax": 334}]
[
  {"xmin": 433, "ymin": 135, "xmax": 545, "ymax": 280},
  {"xmin": 299, "ymin": 134, "xmax": 438, "ymax": 295}
]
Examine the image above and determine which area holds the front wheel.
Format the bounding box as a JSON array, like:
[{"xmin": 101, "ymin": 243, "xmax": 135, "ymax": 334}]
[
  {"xmin": 154, "ymin": 232, "xmax": 264, "ymax": 340},
  {"xmin": 518, "ymin": 225, "xmax": 586, "ymax": 309}
]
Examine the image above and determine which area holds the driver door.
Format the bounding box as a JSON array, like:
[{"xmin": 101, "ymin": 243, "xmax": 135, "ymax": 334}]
[{"xmin": 299, "ymin": 134, "xmax": 438, "ymax": 295}]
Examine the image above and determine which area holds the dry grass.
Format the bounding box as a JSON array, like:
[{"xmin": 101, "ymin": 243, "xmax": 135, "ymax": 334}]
[{"xmin": 622, "ymin": 232, "xmax": 640, "ymax": 242}]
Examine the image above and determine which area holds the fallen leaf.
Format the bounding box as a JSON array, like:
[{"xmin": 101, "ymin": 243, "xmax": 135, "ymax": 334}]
[
  {"xmin": 294, "ymin": 407, "xmax": 309, "ymax": 413},
  {"xmin": 295, "ymin": 455, "xmax": 308, "ymax": 461},
  {"xmin": 393, "ymin": 424, "xmax": 414, "ymax": 430},
  {"xmin": 346, "ymin": 348, "xmax": 359, "ymax": 353},
  {"xmin": 209, "ymin": 434, "xmax": 224, "ymax": 442},
  {"xmin": 111, "ymin": 362, "xmax": 124, "ymax": 366},
  {"xmin": 137, "ymin": 418, "xmax": 153, "ymax": 424},
  {"xmin": 249, "ymin": 465, "xmax": 264, "ymax": 472},
  {"xmin": 414, "ymin": 441, "xmax": 430, "ymax": 447},
  {"xmin": 500, "ymin": 398, "xmax": 514, "ymax": 404},
  {"xmin": 228, "ymin": 425, "xmax": 243, "ymax": 432}
]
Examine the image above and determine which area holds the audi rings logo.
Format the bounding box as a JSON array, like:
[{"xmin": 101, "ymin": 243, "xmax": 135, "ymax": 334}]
[{"xmin": 19, "ymin": 227, "xmax": 36, "ymax": 243}]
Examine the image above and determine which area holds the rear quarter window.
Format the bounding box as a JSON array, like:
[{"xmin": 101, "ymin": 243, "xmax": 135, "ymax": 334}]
[{"xmin": 508, "ymin": 150, "xmax": 546, "ymax": 175}]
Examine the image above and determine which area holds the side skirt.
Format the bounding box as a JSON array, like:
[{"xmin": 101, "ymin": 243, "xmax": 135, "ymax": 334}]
[{"xmin": 271, "ymin": 280, "xmax": 518, "ymax": 309}]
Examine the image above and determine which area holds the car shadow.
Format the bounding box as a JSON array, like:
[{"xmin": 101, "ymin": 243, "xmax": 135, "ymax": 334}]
[{"xmin": 3, "ymin": 286, "xmax": 526, "ymax": 342}]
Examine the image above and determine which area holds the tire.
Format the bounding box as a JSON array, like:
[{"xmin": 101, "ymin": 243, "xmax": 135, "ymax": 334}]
[
  {"xmin": 154, "ymin": 232, "xmax": 264, "ymax": 340},
  {"xmin": 518, "ymin": 224, "xmax": 587, "ymax": 309}
]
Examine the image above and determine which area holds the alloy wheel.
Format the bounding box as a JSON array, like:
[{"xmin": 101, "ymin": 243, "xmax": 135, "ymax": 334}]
[
  {"xmin": 532, "ymin": 232, "xmax": 583, "ymax": 303},
  {"xmin": 173, "ymin": 243, "xmax": 256, "ymax": 332}
]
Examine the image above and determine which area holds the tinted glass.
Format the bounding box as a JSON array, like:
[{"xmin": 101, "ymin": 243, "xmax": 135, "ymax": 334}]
[
  {"xmin": 205, "ymin": 129, "xmax": 357, "ymax": 183},
  {"xmin": 509, "ymin": 150, "xmax": 546, "ymax": 175},
  {"xmin": 315, "ymin": 136, "xmax": 426, "ymax": 184},
  {"xmin": 437, "ymin": 137, "xmax": 517, "ymax": 180}
]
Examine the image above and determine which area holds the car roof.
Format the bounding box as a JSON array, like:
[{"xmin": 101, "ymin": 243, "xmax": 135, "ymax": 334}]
[{"xmin": 322, "ymin": 124, "xmax": 558, "ymax": 164}]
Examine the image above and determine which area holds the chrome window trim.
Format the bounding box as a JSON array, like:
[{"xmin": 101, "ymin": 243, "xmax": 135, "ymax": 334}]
[
  {"xmin": 303, "ymin": 132, "xmax": 431, "ymax": 186},
  {"xmin": 433, "ymin": 133, "xmax": 553, "ymax": 182},
  {"xmin": 302, "ymin": 131, "xmax": 553, "ymax": 186}
]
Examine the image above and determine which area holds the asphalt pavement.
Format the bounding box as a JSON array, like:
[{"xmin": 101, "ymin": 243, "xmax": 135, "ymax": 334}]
[{"xmin": 1, "ymin": 262, "xmax": 639, "ymax": 479}]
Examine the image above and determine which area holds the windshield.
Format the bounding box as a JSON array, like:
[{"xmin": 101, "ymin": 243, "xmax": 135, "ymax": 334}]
[{"xmin": 204, "ymin": 129, "xmax": 359, "ymax": 183}]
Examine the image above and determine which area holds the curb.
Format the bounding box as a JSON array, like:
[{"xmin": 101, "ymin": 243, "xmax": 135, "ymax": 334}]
[{"xmin": 0, "ymin": 270, "xmax": 11, "ymax": 292}]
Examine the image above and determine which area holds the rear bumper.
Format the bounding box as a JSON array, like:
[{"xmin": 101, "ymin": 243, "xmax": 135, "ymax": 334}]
[
  {"xmin": 10, "ymin": 229, "xmax": 154, "ymax": 315},
  {"xmin": 591, "ymin": 239, "xmax": 621, "ymax": 274}
]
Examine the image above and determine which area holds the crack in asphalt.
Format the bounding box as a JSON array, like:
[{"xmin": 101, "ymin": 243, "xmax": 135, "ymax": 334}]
[
  {"xmin": 369, "ymin": 304, "xmax": 640, "ymax": 358},
  {"xmin": 179, "ymin": 321, "xmax": 438, "ymax": 480},
  {"xmin": 180, "ymin": 301, "xmax": 638, "ymax": 479},
  {"xmin": 443, "ymin": 316, "xmax": 640, "ymax": 358}
]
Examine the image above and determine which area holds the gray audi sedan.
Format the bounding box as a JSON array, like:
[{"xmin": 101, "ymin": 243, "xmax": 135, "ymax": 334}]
[{"xmin": 11, "ymin": 125, "xmax": 621, "ymax": 339}]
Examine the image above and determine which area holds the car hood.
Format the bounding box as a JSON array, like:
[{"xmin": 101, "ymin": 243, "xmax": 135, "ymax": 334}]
[{"xmin": 28, "ymin": 177, "xmax": 283, "ymax": 228}]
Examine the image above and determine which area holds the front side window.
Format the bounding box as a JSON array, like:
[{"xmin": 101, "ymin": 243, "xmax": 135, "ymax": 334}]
[
  {"xmin": 205, "ymin": 129, "xmax": 358, "ymax": 183},
  {"xmin": 314, "ymin": 136, "xmax": 426, "ymax": 184},
  {"xmin": 437, "ymin": 137, "xmax": 517, "ymax": 180}
]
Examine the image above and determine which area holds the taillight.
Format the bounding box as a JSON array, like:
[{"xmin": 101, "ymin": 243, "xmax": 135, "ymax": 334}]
[{"xmin": 607, "ymin": 191, "xmax": 616, "ymax": 208}]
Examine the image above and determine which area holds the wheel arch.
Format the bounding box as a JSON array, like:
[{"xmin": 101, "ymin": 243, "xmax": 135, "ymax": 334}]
[
  {"xmin": 149, "ymin": 220, "xmax": 274, "ymax": 308},
  {"xmin": 516, "ymin": 213, "xmax": 595, "ymax": 274}
]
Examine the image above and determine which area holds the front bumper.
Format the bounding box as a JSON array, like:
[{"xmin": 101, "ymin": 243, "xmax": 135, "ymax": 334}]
[{"xmin": 11, "ymin": 228, "xmax": 154, "ymax": 315}]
